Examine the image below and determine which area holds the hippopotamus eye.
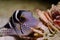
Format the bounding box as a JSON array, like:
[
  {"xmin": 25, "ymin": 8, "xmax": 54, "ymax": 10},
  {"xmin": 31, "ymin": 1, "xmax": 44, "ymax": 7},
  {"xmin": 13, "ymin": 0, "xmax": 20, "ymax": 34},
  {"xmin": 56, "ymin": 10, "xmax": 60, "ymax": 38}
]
[{"xmin": 20, "ymin": 16, "xmax": 26, "ymax": 23}]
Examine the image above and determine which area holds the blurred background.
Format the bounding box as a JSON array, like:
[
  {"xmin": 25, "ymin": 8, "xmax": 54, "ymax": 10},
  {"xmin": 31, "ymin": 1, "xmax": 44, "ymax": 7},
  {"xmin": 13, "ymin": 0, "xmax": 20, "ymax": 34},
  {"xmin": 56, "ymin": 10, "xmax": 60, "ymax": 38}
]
[{"xmin": 0, "ymin": 0, "xmax": 59, "ymax": 18}]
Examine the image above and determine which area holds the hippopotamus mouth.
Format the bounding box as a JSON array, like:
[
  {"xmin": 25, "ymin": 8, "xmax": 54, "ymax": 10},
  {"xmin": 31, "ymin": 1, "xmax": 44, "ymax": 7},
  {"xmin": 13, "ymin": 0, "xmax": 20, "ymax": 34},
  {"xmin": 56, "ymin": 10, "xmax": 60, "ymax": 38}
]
[
  {"xmin": 52, "ymin": 11, "xmax": 60, "ymax": 20},
  {"xmin": 52, "ymin": 10, "xmax": 60, "ymax": 26}
]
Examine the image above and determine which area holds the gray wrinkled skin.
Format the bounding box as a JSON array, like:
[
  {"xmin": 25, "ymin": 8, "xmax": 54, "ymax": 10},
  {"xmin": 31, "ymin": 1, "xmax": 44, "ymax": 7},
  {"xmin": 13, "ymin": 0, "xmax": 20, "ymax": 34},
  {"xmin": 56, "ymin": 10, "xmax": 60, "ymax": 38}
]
[{"xmin": 15, "ymin": 11, "xmax": 39, "ymax": 36}]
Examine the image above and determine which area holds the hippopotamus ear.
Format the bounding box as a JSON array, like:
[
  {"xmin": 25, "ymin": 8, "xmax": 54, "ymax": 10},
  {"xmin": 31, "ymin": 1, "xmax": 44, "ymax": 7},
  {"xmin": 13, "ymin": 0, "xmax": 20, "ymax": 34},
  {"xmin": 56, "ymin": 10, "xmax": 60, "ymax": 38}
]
[
  {"xmin": 12, "ymin": 10, "xmax": 25, "ymax": 23},
  {"xmin": 12, "ymin": 10, "xmax": 19, "ymax": 23}
]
